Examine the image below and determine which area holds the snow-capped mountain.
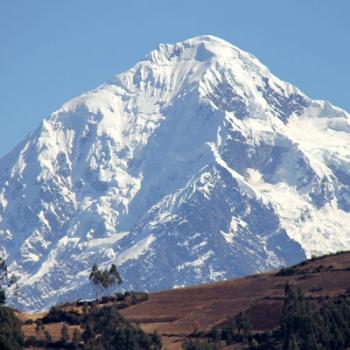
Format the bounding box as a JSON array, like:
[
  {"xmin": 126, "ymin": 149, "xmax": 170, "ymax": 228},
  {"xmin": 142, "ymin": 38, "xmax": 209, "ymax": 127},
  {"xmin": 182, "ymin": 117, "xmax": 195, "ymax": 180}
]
[{"xmin": 1, "ymin": 35, "xmax": 350, "ymax": 311}]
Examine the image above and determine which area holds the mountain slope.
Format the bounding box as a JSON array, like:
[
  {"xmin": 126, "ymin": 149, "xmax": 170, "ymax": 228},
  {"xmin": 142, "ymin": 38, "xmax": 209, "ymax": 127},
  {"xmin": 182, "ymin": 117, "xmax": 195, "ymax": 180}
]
[
  {"xmin": 1, "ymin": 35, "xmax": 349, "ymax": 311},
  {"xmin": 121, "ymin": 252, "xmax": 350, "ymax": 338}
]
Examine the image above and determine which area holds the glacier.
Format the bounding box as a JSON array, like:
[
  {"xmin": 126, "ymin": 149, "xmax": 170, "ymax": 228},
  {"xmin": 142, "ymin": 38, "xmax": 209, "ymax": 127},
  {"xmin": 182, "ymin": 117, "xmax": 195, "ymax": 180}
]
[{"xmin": 1, "ymin": 35, "xmax": 350, "ymax": 311}]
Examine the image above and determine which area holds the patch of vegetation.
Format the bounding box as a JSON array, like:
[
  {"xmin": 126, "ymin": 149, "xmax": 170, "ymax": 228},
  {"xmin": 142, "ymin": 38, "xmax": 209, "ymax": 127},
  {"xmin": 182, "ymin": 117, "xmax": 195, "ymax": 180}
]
[
  {"xmin": 211, "ymin": 282, "xmax": 350, "ymax": 350},
  {"xmin": 308, "ymin": 250, "xmax": 350, "ymax": 262},
  {"xmin": 42, "ymin": 306, "xmax": 81, "ymax": 325},
  {"xmin": 24, "ymin": 318, "xmax": 34, "ymax": 325},
  {"xmin": 0, "ymin": 257, "xmax": 24, "ymax": 350},
  {"xmin": 80, "ymin": 304, "xmax": 161, "ymax": 350},
  {"xmin": 275, "ymin": 250, "xmax": 350, "ymax": 277},
  {"xmin": 274, "ymin": 283, "xmax": 350, "ymax": 350},
  {"xmin": 74, "ymin": 291, "xmax": 148, "ymax": 310},
  {"xmin": 116, "ymin": 291, "xmax": 149, "ymax": 305},
  {"xmin": 21, "ymin": 260, "xmax": 151, "ymax": 349},
  {"xmin": 182, "ymin": 338, "xmax": 219, "ymax": 350},
  {"xmin": 0, "ymin": 306, "xmax": 24, "ymax": 350},
  {"xmin": 23, "ymin": 301, "xmax": 160, "ymax": 349},
  {"xmin": 89, "ymin": 263, "xmax": 122, "ymax": 301},
  {"xmin": 275, "ymin": 266, "xmax": 299, "ymax": 277},
  {"xmin": 210, "ymin": 311, "xmax": 253, "ymax": 346}
]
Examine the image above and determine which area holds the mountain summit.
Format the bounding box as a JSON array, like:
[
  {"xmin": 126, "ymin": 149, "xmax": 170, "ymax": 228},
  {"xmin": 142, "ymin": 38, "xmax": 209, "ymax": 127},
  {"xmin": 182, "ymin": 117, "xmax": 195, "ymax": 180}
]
[{"xmin": 1, "ymin": 36, "xmax": 350, "ymax": 311}]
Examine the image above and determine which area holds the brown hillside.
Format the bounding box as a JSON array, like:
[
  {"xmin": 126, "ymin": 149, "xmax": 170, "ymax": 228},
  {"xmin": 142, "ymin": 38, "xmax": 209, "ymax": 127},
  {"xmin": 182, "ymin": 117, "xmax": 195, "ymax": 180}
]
[
  {"xmin": 19, "ymin": 252, "xmax": 350, "ymax": 349},
  {"xmin": 120, "ymin": 252, "xmax": 350, "ymax": 347}
]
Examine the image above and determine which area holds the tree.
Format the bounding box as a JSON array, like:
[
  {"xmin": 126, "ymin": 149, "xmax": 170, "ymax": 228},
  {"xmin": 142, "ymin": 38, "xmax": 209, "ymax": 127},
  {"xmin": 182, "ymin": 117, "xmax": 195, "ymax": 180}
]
[
  {"xmin": 279, "ymin": 284, "xmax": 350, "ymax": 350},
  {"xmin": 182, "ymin": 339, "xmax": 218, "ymax": 350},
  {"xmin": 82, "ymin": 322, "xmax": 95, "ymax": 343},
  {"xmin": 109, "ymin": 264, "xmax": 122, "ymax": 293},
  {"xmin": 61, "ymin": 323, "xmax": 70, "ymax": 344},
  {"xmin": 0, "ymin": 257, "xmax": 21, "ymax": 306},
  {"xmin": 287, "ymin": 335, "xmax": 300, "ymax": 350},
  {"xmin": 89, "ymin": 263, "xmax": 123, "ymax": 300},
  {"xmin": 35, "ymin": 319, "xmax": 44, "ymax": 336},
  {"xmin": 8, "ymin": 275, "xmax": 19, "ymax": 305},
  {"xmin": 0, "ymin": 257, "xmax": 7, "ymax": 282},
  {"xmin": 250, "ymin": 338, "xmax": 259, "ymax": 349},
  {"xmin": 0, "ymin": 286, "xmax": 6, "ymax": 305},
  {"xmin": 72, "ymin": 328, "xmax": 82, "ymax": 347},
  {"xmin": 82, "ymin": 302, "xmax": 88, "ymax": 314},
  {"xmin": 102, "ymin": 269, "xmax": 110, "ymax": 295},
  {"xmin": 89, "ymin": 264, "xmax": 102, "ymax": 301},
  {"xmin": 0, "ymin": 306, "xmax": 24, "ymax": 350},
  {"xmin": 0, "ymin": 257, "xmax": 7, "ymax": 306},
  {"xmin": 81, "ymin": 305, "xmax": 161, "ymax": 350},
  {"xmin": 235, "ymin": 311, "xmax": 252, "ymax": 344},
  {"xmin": 44, "ymin": 330, "xmax": 52, "ymax": 344}
]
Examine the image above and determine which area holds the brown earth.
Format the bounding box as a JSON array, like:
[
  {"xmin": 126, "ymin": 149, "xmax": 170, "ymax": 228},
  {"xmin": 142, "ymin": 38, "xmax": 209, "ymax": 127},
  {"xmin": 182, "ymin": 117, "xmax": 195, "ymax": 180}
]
[
  {"xmin": 121, "ymin": 252, "xmax": 350, "ymax": 348},
  {"xmin": 19, "ymin": 252, "xmax": 350, "ymax": 349}
]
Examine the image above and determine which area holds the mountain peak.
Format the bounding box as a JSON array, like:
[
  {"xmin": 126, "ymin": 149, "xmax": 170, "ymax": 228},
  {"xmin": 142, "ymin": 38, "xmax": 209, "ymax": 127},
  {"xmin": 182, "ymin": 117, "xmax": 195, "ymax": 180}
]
[
  {"xmin": 1, "ymin": 36, "xmax": 350, "ymax": 312},
  {"xmin": 186, "ymin": 34, "xmax": 230, "ymax": 44},
  {"xmin": 143, "ymin": 35, "xmax": 257, "ymax": 66},
  {"xmin": 183, "ymin": 34, "xmax": 238, "ymax": 52},
  {"xmin": 109, "ymin": 35, "xmax": 276, "ymax": 113}
]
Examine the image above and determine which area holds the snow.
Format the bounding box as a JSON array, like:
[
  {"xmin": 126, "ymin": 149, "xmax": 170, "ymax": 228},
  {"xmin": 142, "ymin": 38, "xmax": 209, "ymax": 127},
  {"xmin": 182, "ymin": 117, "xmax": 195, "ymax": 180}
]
[
  {"xmin": 176, "ymin": 250, "xmax": 214, "ymax": 271},
  {"xmin": 116, "ymin": 234, "xmax": 156, "ymax": 265},
  {"xmin": 220, "ymin": 217, "xmax": 245, "ymax": 244},
  {"xmin": 286, "ymin": 111, "xmax": 350, "ymax": 178}
]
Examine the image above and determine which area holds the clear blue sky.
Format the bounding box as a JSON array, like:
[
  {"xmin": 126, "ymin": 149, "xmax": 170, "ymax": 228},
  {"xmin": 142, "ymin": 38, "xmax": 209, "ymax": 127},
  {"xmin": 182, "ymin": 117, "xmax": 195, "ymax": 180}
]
[{"xmin": 1, "ymin": 0, "xmax": 349, "ymax": 157}]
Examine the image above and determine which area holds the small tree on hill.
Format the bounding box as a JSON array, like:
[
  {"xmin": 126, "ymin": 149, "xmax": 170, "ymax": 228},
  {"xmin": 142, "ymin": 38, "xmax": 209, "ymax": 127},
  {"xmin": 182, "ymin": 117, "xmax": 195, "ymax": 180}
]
[
  {"xmin": 44, "ymin": 330, "xmax": 52, "ymax": 344},
  {"xmin": 61, "ymin": 323, "xmax": 70, "ymax": 344},
  {"xmin": 0, "ymin": 257, "xmax": 7, "ymax": 281},
  {"xmin": 102, "ymin": 269, "xmax": 110, "ymax": 294},
  {"xmin": 0, "ymin": 257, "xmax": 21, "ymax": 306},
  {"xmin": 0, "ymin": 306, "xmax": 24, "ymax": 349},
  {"xmin": 9, "ymin": 274, "xmax": 19, "ymax": 304},
  {"xmin": 89, "ymin": 264, "xmax": 103, "ymax": 301},
  {"xmin": 35, "ymin": 319, "xmax": 44, "ymax": 335},
  {"xmin": 82, "ymin": 322, "xmax": 95, "ymax": 343},
  {"xmin": 109, "ymin": 264, "xmax": 122, "ymax": 294},
  {"xmin": 89, "ymin": 263, "xmax": 123, "ymax": 301},
  {"xmin": 235, "ymin": 311, "xmax": 252, "ymax": 344},
  {"xmin": 0, "ymin": 257, "xmax": 8, "ymax": 306},
  {"xmin": 0, "ymin": 286, "xmax": 5, "ymax": 305},
  {"xmin": 72, "ymin": 328, "xmax": 82, "ymax": 347}
]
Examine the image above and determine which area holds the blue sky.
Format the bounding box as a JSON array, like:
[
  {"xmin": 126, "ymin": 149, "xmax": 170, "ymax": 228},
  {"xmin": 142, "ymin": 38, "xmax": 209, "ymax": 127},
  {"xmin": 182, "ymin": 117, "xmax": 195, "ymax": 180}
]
[{"xmin": 0, "ymin": 0, "xmax": 349, "ymax": 157}]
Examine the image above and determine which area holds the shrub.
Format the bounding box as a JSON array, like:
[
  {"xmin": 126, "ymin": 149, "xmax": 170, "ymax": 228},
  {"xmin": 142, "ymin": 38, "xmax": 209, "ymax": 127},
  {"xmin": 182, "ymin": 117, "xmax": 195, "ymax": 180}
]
[
  {"xmin": 80, "ymin": 304, "xmax": 161, "ymax": 350},
  {"xmin": 0, "ymin": 307, "xmax": 24, "ymax": 350},
  {"xmin": 182, "ymin": 338, "xmax": 219, "ymax": 350},
  {"xmin": 42, "ymin": 306, "xmax": 81, "ymax": 325}
]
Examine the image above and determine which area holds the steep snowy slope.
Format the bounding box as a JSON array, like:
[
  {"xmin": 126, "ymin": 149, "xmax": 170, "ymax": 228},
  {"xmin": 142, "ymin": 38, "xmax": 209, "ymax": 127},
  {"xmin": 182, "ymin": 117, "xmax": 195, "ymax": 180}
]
[{"xmin": 1, "ymin": 36, "xmax": 349, "ymax": 311}]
